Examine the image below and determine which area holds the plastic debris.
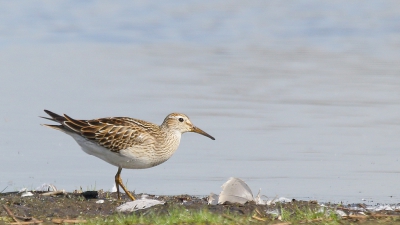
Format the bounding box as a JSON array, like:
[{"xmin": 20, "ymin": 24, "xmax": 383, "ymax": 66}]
[
  {"xmin": 18, "ymin": 188, "xmax": 27, "ymax": 193},
  {"xmin": 254, "ymin": 189, "xmax": 267, "ymax": 205},
  {"xmin": 96, "ymin": 200, "xmax": 105, "ymax": 204},
  {"xmin": 267, "ymin": 197, "xmax": 292, "ymax": 205},
  {"xmin": 36, "ymin": 183, "xmax": 57, "ymax": 192},
  {"xmin": 373, "ymin": 205, "xmax": 394, "ymax": 211},
  {"xmin": 111, "ymin": 184, "xmax": 117, "ymax": 193},
  {"xmin": 141, "ymin": 194, "xmax": 149, "ymax": 199},
  {"xmin": 21, "ymin": 191, "xmax": 34, "ymax": 197},
  {"xmin": 335, "ymin": 209, "xmax": 347, "ymax": 217},
  {"xmin": 207, "ymin": 193, "xmax": 219, "ymax": 205},
  {"xmin": 266, "ymin": 208, "xmax": 281, "ymax": 217},
  {"xmin": 116, "ymin": 197, "xmax": 165, "ymax": 212},
  {"xmin": 218, "ymin": 177, "xmax": 254, "ymax": 204},
  {"xmin": 19, "ymin": 187, "xmax": 34, "ymax": 197},
  {"xmin": 209, "ymin": 177, "xmax": 293, "ymax": 206}
]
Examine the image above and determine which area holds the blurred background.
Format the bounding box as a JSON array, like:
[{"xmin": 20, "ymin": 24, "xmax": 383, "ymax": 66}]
[{"xmin": 1, "ymin": 1, "xmax": 400, "ymax": 204}]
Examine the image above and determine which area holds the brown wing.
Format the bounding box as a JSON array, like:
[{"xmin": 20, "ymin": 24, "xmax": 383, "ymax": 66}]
[{"xmin": 42, "ymin": 110, "xmax": 157, "ymax": 152}]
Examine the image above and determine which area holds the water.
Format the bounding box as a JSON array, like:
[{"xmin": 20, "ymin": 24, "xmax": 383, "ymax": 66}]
[{"xmin": 1, "ymin": 1, "xmax": 400, "ymax": 204}]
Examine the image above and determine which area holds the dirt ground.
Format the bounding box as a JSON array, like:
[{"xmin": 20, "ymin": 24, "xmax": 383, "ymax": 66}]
[{"xmin": 1, "ymin": 191, "xmax": 400, "ymax": 224}]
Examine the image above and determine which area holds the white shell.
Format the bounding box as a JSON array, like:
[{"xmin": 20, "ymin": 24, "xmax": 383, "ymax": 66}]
[{"xmin": 218, "ymin": 177, "xmax": 253, "ymax": 204}]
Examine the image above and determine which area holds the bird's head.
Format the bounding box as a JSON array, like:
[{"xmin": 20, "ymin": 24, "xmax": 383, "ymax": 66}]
[{"xmin": 162, "ymin": 113, "xmax": 215, "ymax": 140}]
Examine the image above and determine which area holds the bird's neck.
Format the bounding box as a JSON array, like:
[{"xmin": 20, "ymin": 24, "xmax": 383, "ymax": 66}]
[{"xmin": 158, "ymin": 126, "xmax": 182, "ymax": 153}]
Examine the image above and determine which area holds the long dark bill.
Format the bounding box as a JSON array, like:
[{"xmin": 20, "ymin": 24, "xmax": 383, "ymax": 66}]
[{"xmin": 191, "ymin": 126, "xmax": 215, "ymax": 140}]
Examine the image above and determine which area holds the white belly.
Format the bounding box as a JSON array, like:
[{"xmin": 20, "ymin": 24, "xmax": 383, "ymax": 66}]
[{"xmin": 69, "ymin": 133, "xmax": 161, "ymax": 169}]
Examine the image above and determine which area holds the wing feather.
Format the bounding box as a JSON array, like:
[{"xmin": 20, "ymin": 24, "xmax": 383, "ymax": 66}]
[{"xmin": 42, "ymin": 110, "xmax": 157, "ymax": 152}]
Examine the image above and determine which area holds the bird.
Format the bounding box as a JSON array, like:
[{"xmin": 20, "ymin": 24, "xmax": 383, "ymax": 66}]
[{"xmin": 40, "ymin": 109, "xmax": 215, "ymax": 201}]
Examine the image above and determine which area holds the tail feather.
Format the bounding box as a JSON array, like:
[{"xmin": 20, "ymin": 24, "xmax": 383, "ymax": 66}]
[
  {"xmin": 39, "ymin": 116, "xmax": 56, "ymax": 122},
  {"xmin": 43, "ymin": 110, "xmax": 66, "ymax": 124},
  {"xmin": 64, "ymin": 114, "xmax": 88, "ymax": 127},
  {"xmin": 41, "ymin": 110, "xmax": 78, "ymax": 133},
  {"xmin": 41, "ymin": 124, "xmax": 65, "ymax": 131},
  {"xmin": 41, "ymin": 110, "xmax": 90, "ymax": 135}
]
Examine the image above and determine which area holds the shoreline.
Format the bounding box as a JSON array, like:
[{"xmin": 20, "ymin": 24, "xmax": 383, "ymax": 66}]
[{"xmin": 1, "ymin": 190, "xmax": 400, "ymax": 224}]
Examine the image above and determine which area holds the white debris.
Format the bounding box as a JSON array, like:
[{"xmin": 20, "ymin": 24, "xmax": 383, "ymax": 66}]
[
  {"xmin": 266, "ymin": 209, "xmax": 281, "ymax": 217},
  {"xmin": 21, "ymin": 191, "xmax": 34, "ymax": 197},
  {"xmin": 208, "ymin": 193, "xmax": 219, "ymax": 205},
  {"xmin": 254, "ymin": 189, "xmax": 267, "ymax": 205},
  {"xmin": 18, "ymin": 188, "xmax": 27, "ymax": 193},
  {"xmin": 209, "ymin": 177, "xmax": 291, "ymax": 206},
  {"xmin": 267, "ymin": 197, "xmax": 292, "ymax": 205},
  {"xmin": 96, "ymin": 200, "xmax": 105, "ymax": 204},
  {"xmin": 218, "ymin": 177, "xmax": 254, "ymax": 204},
  {"xmin": 317, "ymin": 206, "xmax": 325, "ymax": 213},
  {"xmin": 19, "ymin": 187, "xmax": 34, "ymax": 197},
  {"xmin": 141, "ymin": 194, "xmax": 149, "ymax": 199},
  {"xmin": 335, "ymin": 210, "xmax": 347, "ymax": 217},
  {"xmin": 277, "ymin": 197, "xmax": 292, "ymax": 203},
  {"xmin": 116, "ymin": 199, "xmax": 165, "ymax": 212},
  {"xmin": 111, "ymin": 184, "xmax": 117, "ymax": 193},
  {"xmin": 373, "ymin": 205, "xmax": 394, "ymax": 211},
  {"xmin": 265, "ymin": 209, "xmax": 281, "ymax": 216},
  {"xmin": 36, "ymin": 183, "xmax": 57, "ymax": 192}
]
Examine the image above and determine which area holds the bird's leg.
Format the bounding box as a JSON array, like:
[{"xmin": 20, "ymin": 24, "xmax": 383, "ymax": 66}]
[
  {"xmin": 114, "ymin": 167, "xmax": 122, "ymax": 200},
  {"xmin": 115, "ymin": 167, "xmax": 136, "ymax": 201}
]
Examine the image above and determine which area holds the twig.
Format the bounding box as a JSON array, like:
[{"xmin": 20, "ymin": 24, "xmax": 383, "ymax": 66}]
[
  {"xmin": 0, "ymin": 186, "xmax": 7, "ymax": 193},
  {"xmin": 2, "ymin": 204, "xmax": 20, "ymax": 224},
  {"xmin": 254, "ymin": 208, "xmax": 263, "ymax": 216},
  {"xmin": 273, "ymin": 222, "xmax": 291, "ymax": 225},
  {"xmin": 252, "ymin": 208, "xmax": 268, "ymax": 221},
  {"xmin": 40, "ymin": 190, "xmax": 66, "ymax": 196},
  {"xmin": 9, "ymin": 222, "xmax": 42, "ymax": 225},
  {"xmin": 370, "ymin": 214, "xmax": 398, "ymax": 218},
  {"xmin": 342, "ymin": 215, "xmax": 368, "ymax": 220},
  {"xmin": 270, "ymin": 195, "xmax": 279, "ymax": 204},
  {"xmin": 222, "ymin": 213, "xmax": 236, "ymax": 221},
  {"xmin": 52, "ymin": 218, "xmax": 87, "ymax": 224},
  {"xmin": 252, "ymin": 215, "xmax": 267, "ymax": 221}
]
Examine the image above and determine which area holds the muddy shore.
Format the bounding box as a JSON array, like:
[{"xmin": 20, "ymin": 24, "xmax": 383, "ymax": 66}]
[{"xmin": 1, "ymin": 190, "xmax": 400, "ymax": 224}]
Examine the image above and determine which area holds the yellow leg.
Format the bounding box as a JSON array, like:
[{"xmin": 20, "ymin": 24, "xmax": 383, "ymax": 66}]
[{"xmin": 115, "ymin": 167, "xmax": 136, "ymax": 201}]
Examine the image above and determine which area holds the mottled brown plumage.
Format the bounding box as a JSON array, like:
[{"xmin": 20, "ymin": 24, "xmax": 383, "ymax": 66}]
[{"xmin": 41, "ymin": 109, "xmax": 215, "ymax": 201}]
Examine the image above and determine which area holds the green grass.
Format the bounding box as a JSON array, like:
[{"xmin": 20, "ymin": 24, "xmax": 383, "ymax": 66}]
[
  {"xmin": 86, "ymin": 182, "xmax": 97, "ymax": 191},
  {"xmin": 83, "ymin": 203, "xmax": 345, "ymax": 225},
  {"xmin": 279, "ymin": 204, "xmax": 341, "ymax": 224},
  {"xmin": 85, "ymin": 206, "xmax": 251, "ymax": 225},
  {"xmin": 79, "ymin": 203, "xmax": 400, "ymax": 225}
]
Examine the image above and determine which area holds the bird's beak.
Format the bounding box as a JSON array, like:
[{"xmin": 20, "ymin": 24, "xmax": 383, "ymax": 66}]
[{"xmin": 191, "ymin": 126, "xmax": 215, "ymax": 140}]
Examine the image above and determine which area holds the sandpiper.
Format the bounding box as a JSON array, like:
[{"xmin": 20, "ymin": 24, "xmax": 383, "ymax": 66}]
[{"xmin": 41, "ymin": 110, "xmax": 215, "ymax": 200}]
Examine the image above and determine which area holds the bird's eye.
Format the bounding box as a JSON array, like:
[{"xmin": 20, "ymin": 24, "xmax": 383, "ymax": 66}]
[{"xmin": 178, "ymin": 118, "xmax": 184, "ymax": 122}]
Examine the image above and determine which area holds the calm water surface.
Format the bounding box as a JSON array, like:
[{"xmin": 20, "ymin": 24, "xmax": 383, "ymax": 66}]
[{"xmin": 1, "ymin": 1, "xmax": 400, "ymax": 204}]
